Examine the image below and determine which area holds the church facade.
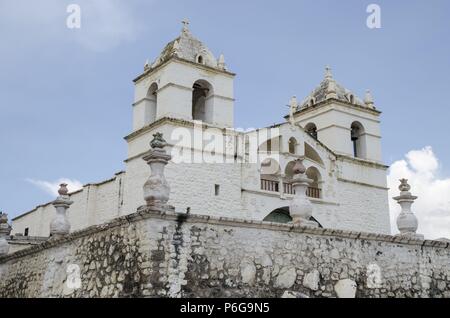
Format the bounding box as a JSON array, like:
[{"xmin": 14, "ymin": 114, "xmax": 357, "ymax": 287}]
[{"xmin": 10, "ymin": 22, "xmax": 391, "ymax": 239}]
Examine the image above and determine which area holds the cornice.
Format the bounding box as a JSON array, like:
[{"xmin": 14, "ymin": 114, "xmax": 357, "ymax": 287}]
[{"xmin": 133, "ymin": 56, "xmax": 236, "ymax": 84}]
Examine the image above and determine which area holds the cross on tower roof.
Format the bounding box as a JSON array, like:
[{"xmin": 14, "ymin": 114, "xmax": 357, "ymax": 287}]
[{"xmin": 182, "ymin": 18, "xmax": 190, "ymax": 31}]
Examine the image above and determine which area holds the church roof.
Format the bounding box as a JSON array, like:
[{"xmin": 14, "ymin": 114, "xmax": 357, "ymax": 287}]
[
  {"xmin": 148, "ymin": 20, "xmax": 227, "ymax": 72},
  {"xmin": 297, "ymin": 67, "xmax": 376, "ymax": 111}
]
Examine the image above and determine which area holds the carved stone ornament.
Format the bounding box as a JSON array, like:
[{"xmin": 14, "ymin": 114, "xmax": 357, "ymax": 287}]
[
  {"xmin": 143, "ymin": 133, "xmax": 172, "ymax": 211},
  {"xmin": 0, "ymin": 212, "xmax": 12, "ymax": 255},
  {"xmin": 50, "ymin": 184, "xmax": 73, "ymax": 239},
  {"xmin": 393, "ymin": 179, "xmax": 423, "ymax": 240},
  {"xmin": 289, "ymin": 159, "xmax": 318, "ymax": 227}
]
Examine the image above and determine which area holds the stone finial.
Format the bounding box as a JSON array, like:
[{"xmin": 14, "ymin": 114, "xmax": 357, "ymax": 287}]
[
  {"xmin": 393, "ymin": 179, "xmax": 424, "ymax": 240},
  {"xmin": 50, "ymin": 184, "xmax": 73, "ymax": 239},
  {"xmin": 58, "ymin": 183, "xmax": 69, "ymax": 196},
  {"xmin": 289, "ymin": 159, "xmax": 318, "ymax": 227},
  {"xmin": 150, "ymin": 132, "xmax": 168, "ymax": 149},
  {"xmin": 288, "ymin": 96, "xmax": 298, "ymax": 126},
  {"xmin": 144, "ymin": 59, "xmax": 150, "ymax": 71},
  {"xmin": 364, "ymin": 89, "xmax": 375, "ymax": 108},
  {"xmin": 0, "ymin": 211, "xmax": 12, "ymax": 256},
  {"xmin": 289, "ymin": 96, "xmax": 298, "ymax": 110},
  {"xmin": 325, "ymin": 67, "xmax": 337, "ymax": 100},
  {"xmin": 142, "ymin": 133, "xmax": 173, "ymax": 211},
  {"xmin": 218, "ymin": 54, "xmax": 226, "ymax": 70},
  {"xmin": 325, "ymin": 66, "xmax": 333, "ymax": 80}
]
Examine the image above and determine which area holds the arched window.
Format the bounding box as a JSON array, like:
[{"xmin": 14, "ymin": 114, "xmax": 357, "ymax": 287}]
[
  {"xmin": 288, "ymin": 137, "xmax": 297, "ymax": 154},
  {"xmin": 192, "ymin": 80, "xmax": 213, "ymax": 123},
  {"xmin": 305, "ymin": 123, "xmax": 318, "ymax": 139},
  {"xmin": 305, "ymin": 166, "xmax": 322, "ymax": 199},
  {"xmin": 145, "ymin": 82, "xmax": 158, "ymax": 124},
  {"xmin": 197, "ymin": 55, "xmax": 204, "ymax": 64},
  {"xmin": 351, "ymin": 121, "xmax": 366, "ymax": 158}
]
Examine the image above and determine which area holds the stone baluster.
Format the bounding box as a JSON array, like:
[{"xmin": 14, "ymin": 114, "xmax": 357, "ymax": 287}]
[
  {"xmin": 0, "ymin": 212, "xmax": 12, "ymax": 256},
  {"xmin": 289, "ymin": 159, "xmax": 318, "ymax": 227},
  {"xmin": 393, "ymin": 179, "xmax": 424, "ymax": 240},
  {"xmin": 142, "ymin": 132, "xmax": 174, "ymax": 212},
  {"xmin": 50, "ymin": 184, "xmax": 73, "ymax": 239}
]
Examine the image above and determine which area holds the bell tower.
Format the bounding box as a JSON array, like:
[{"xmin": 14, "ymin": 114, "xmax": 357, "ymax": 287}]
[
  {"xmin": 293, "ymin": 67, "xmax": 383, "ymax": 163},
  {"xmin": 131, "ymin": 20, "xmax": 235, "ymax": 132}
]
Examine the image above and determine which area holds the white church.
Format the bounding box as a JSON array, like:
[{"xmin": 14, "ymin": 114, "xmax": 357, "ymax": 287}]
[{"xmin": 10, "ymin": 21, "xmax": 391, "ymax": 240}]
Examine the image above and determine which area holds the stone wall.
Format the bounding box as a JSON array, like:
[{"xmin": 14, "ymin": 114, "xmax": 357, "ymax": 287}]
[
  {"xmin": 1, "ymin": 209, "xmax": 449, "ymax": 298},
  {"xmin": 11, "ymin": 172, "xmax": 125, "ymax": 237},
  {"xmin": 335, "ymin": 179, "xmax": 391, "ymax": 234},
  {"xmin": 124, "ymin": 159, "xmax": 243, "ymax": 218}
]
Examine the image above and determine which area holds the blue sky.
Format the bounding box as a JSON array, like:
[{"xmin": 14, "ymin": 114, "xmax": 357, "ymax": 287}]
[{"xmin": 1, "ymin": 0, "xmax": 450, "ymax": 225}]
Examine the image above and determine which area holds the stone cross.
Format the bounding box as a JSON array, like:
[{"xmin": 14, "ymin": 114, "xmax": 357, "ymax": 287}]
[
  {"xmin": 50, "ymin": 184, "xmax": 73, "ymax": 239},
  {"xmin": 182, "ymin": 18, "xmax": 190, "ymax": 32},
  {"xmin": 393, "ymin": 179, "xmax": 424, "ymax": 240},
  {"xmin": 142, "ymin": 133, "xmax": 173, "ymax": 212},
  {"xmin": 0, "ymin": 211, "xmax": 12, "ymax": 256},
  {"xmin": 289, "ymin": 159, "xmax": 318, "ymax": 227}
]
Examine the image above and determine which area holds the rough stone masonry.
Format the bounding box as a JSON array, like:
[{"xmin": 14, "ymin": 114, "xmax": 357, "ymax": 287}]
[{"xmin": 1, "ymin": 209, "xmax": 450, "ymax": 298}]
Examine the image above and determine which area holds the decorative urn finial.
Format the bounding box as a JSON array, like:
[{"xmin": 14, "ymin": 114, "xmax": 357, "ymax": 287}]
[
  {"xmin": 293, "ymin": 159, "xmax": 306, "ymax": 174},
  {"xmin": 141, "ymin": 133, "xmax": 174, "ymax": 212},
  {"xmin": 0, "ymin": 211, "xmax": 12, "ymax": 256},
  {"xmin": 150, "ymin": 132, "xmax": 167, "ymax": 149},
  {"xmin": 58, "ymin": 183, "xmax": 69, "ymax": 196},
  {"xmin": 50, "ymin": 184, "xmax": 73, "ymax": 239},
  {"xmin": 289, "ymin": 159, "xmax": 318, "ymax": 227},
  {"xmin": 393, "ymin": 179, "xmax": 424, "ymax": 240},
  {"xmin": 398, "ymin": 178, "xmax": 410, "ymax": 192}
]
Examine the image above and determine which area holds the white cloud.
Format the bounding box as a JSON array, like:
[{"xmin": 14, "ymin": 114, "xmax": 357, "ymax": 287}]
[
  {"xmin": 387, "ymin": 146, "xmax": 450, "ymax": 240},
  {"xmin": 0, "ymin": 0, "xmax": 142, "ymax": 52},
  {"xmin": 26, "ymin": 178, "xmax": 83, "ymax": 197}
]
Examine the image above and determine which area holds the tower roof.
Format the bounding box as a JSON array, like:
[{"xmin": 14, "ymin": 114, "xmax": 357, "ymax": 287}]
[
  {"xmin": 297, "ymin": 67, "xmax": 375, "ymax": 111},
  {"xmin": 149, "ymin": 20, "xmax": 227, "ymax": 72}
]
